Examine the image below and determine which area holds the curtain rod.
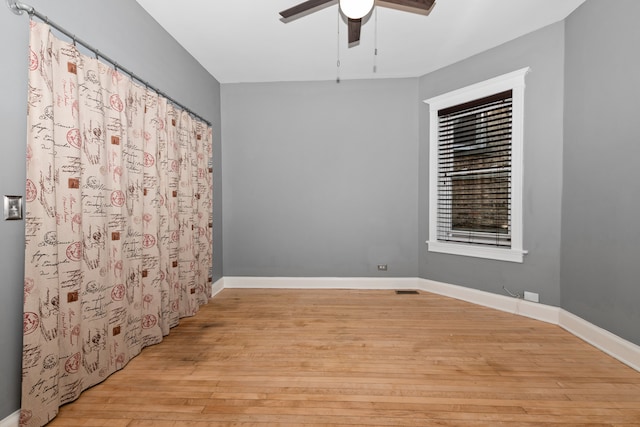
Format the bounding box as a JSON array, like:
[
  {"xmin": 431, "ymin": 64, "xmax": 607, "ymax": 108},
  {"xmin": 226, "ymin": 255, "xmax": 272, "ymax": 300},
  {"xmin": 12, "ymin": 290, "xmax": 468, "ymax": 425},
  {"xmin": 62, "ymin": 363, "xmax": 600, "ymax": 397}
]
[{"xmin": 6, "ymin": 0, "xmax": 212, "ymax": 126}]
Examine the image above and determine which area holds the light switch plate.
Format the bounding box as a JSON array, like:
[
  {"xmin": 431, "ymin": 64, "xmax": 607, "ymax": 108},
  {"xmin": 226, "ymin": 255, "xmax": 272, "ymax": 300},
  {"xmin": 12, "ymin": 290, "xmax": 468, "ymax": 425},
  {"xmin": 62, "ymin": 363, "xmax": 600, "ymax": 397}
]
[{"xmin": 4, "ymin": 195, "xmax": 23, "ymax": 220}]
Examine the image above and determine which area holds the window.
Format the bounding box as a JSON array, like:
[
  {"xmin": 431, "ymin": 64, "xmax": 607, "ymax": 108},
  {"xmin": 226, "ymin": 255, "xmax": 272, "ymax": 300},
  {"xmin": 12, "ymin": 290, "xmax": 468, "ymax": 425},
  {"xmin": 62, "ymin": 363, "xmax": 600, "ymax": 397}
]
[{"xmin": 424, "ymin": 68, "xmax": 529, "ymax": 262}]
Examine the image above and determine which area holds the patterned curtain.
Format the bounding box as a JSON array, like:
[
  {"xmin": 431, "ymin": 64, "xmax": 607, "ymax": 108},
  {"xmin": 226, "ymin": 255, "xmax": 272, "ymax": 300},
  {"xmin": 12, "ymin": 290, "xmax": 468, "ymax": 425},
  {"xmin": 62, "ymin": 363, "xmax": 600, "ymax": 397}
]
[{"xmin": 21, "ymin": 22, "xmax": 213, "ymax": 427}]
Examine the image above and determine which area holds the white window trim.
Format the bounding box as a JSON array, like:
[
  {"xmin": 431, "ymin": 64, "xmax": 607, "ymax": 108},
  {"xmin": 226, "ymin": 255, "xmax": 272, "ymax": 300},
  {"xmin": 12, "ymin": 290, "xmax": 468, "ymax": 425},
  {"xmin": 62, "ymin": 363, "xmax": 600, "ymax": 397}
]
[{"xmin": 423, "ymin": 67, "xmax": 530, "ymax": 263}]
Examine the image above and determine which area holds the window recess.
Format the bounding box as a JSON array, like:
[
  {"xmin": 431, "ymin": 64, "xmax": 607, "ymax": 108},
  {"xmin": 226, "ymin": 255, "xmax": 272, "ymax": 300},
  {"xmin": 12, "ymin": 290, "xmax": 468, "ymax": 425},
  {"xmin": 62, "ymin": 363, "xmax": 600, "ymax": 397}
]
[{"xmin": 424, "ymin": 68, "xmax": 529, "ymax": 263}]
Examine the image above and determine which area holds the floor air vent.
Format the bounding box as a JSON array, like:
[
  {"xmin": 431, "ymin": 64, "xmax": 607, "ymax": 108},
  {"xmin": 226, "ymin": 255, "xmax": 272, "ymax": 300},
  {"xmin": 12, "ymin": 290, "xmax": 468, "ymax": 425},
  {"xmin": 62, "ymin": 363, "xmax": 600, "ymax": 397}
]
[{"xmin": 395, "ymin": 290, "xmax": 419, "ymax": 295}]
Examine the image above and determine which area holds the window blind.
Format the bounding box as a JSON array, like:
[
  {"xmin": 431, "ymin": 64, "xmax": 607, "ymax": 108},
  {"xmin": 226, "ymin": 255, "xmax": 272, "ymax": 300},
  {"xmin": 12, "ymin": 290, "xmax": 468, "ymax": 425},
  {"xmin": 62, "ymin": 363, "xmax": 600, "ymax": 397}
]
[{"xmin": 436, "ymin": 90, "xmax": 513, "ymax": 247}]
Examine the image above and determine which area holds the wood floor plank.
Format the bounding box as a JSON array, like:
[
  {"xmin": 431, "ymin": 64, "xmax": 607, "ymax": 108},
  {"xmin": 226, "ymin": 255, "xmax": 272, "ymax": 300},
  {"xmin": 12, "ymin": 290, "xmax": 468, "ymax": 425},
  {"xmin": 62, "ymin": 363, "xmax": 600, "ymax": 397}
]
[{"xmin": 49, "ymin": 289, "xmax": 640, "ymax": 426}]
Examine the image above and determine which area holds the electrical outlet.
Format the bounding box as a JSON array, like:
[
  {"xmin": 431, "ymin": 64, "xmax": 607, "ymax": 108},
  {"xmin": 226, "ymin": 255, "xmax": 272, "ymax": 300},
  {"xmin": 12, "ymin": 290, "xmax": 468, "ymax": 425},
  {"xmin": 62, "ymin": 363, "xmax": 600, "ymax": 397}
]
[
  {"xmin": 377, "ymin": 264, "xmax": 387, "ymax": 271},
  {"xmin": 524, "ymin": 291, "xmax": 539, "ymax": 303}
]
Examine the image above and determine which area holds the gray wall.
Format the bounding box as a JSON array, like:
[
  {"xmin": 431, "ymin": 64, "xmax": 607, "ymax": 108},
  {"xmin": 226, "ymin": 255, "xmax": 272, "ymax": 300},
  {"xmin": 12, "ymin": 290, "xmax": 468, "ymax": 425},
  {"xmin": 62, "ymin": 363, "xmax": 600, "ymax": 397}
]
[
  {"xmin": 417, "ymin": 22, "xmax": 566, "ymax": 306},
  {"xmin": 562, "ymin": 0, "xmax": 640, "ymax": 345},
  {"xmin": 221, "ymin": 79, "xmax": 419, "ymax": 277},
  {"xmin": 0, "ymin": 0, "xmax": 221, "ymax": 419}
]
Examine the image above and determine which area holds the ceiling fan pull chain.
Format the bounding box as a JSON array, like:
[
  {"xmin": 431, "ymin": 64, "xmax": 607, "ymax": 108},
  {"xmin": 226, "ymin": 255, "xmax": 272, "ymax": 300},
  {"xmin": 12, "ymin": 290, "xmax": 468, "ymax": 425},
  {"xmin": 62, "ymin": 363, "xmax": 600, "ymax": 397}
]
[
  {"xmin": 373, "ymin": 6, "xmax": 378, "ymax": 73},
  {"xmin": 336, "ymin": 7, "xmax": 341, "ymax": 83}
]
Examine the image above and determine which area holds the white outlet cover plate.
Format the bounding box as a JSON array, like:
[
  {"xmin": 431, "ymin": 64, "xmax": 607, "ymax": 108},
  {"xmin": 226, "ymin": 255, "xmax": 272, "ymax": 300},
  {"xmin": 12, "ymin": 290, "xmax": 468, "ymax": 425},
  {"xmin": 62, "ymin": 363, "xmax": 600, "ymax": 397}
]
[{"xmin": 524, "ymin": 291, "xmax": 539, "ymax": 303}]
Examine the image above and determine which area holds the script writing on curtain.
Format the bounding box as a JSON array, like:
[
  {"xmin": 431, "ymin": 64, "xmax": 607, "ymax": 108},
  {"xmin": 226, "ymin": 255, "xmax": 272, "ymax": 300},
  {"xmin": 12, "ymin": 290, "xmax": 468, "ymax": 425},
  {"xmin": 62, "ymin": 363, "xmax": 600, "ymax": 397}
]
[{"xmin": 21, "ymin": 21, "xmax": 213, "ymax": 427}]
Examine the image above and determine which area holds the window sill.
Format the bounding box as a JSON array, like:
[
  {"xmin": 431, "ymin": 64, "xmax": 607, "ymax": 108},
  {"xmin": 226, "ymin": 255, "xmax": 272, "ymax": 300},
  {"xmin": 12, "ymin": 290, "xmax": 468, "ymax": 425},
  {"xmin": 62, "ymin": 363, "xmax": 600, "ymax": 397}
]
[{"xmin": 426, "ymin": 240, "xmax": 526, "ymax": 263}]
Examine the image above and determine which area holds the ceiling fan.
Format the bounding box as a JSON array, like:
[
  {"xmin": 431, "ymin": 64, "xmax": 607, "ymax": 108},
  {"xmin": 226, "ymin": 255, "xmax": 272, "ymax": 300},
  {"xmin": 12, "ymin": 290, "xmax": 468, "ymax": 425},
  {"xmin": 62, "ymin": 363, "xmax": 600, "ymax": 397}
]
[{"xmin": 279, "ymin": 0, "xmax": 436, "ymax": 45}]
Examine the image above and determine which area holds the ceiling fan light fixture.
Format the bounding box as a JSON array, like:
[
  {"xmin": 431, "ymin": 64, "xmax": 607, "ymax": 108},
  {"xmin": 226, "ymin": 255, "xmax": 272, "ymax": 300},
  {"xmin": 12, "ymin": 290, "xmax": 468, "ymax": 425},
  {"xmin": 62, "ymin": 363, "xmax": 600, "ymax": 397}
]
[{"xmin": 339, "ymin": 0, "xmax": 374, "ymax": 19}]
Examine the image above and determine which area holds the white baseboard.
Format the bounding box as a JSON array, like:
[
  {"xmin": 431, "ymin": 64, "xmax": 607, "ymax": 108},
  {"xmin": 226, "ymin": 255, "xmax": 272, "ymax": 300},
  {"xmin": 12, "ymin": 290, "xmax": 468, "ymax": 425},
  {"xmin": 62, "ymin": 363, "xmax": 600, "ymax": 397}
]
[
  {"xmin": 559, "ymin": 310, "xmax": 640, "ymax": 372},
  {"xmin": 417, "ymin": 278, "xmax": 560, "ymax": 324},
  {"xmin": 223, "ymin": 276, "xmax": 420, "ymax": 290},
  {"xmin": 0, "ymin": 410, "xmax": 19, "ymax": 427},
  {"xmin": 215, "ymin": 276, "xmax": 640, "ymax": 372},
  {"xmin": 211, "ymin": 277, "xmax": 225, "ymax": 298}
]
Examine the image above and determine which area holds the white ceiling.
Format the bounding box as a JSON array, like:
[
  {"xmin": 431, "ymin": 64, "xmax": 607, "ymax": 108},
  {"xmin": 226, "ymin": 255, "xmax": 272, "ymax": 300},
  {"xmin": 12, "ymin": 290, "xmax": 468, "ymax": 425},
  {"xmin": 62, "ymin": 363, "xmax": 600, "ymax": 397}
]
[{"xmin": 135, "ymin": 0, "xmax": 585, "ymax": 84}]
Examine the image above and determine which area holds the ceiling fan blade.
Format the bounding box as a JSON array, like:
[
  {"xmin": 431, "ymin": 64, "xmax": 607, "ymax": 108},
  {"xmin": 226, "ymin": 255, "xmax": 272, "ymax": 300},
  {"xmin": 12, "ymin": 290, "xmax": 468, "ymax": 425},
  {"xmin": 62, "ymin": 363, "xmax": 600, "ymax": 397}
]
[
  {"xmin": 377, "ymin": 0, "xmax": 435, "ymax": 15},
  {"xmin": 279, "ymin": 0, "xmax": 335, "ymax": 18},
  {"xmin": 348, "ymin": 18, "xmax": 362, "ymax": 44}
]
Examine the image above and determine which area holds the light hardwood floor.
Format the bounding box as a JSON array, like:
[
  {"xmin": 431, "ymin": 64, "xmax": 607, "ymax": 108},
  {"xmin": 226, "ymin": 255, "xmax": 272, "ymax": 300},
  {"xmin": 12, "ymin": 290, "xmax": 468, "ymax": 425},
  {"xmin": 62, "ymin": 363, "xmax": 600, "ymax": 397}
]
[{"xmin": 49, "ymin": 288, "xmax": 640, "ymax": 426}]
